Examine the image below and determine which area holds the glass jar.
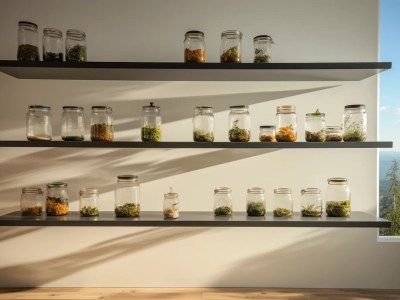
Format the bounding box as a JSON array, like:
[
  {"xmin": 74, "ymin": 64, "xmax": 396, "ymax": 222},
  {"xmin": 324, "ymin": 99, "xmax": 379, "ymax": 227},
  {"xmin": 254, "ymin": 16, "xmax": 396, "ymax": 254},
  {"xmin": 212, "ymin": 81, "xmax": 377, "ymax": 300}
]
[
  {"xmin": 273, "ymin": 188, "xmax": 293, "ymax": 217},
  {"xmin": 184, "ymin": 31, "xmax": 206, "ymax": 63},
  {"xmin": 90, "ymin": 106, "xmax": 114, "ymax": 141},
  {"xmin": 141, "ymin": 102, "xmax": 162, "ymax": 142},
  {"xmin": 220, "ymin": 30, "xmax": 242, "ymax": 63},
  {"xmin": 325, "ymin": 178, "xmax": 351, "ymax": 217},
  {"xmin": 259, "ymin": 125, "xmax": 276, "ymax": 142},
  {"xmin": 79, "ymin": 188, "xmax": 99, "ymax": 217},
  {"xmin": 20, "ymin": 187, "xmax": 43, "ymax": 216},
  {"xmin": 229, "ymin": 105, "xmax": 250, "ymax": 142},
  {"xmin": 62, "ymin": 106, "xmax": 85, "ymax": 141},
  {"xmin": 65, "ymin": 29, "xmax": 87, "ymax": 62},
  {"xmin": 301, "ymin": 188, "xmax": 322, "ymax": 217},
  {"xmin": 17, "ymin": 21, "xmax": 39, "ymax": 61},
  {"xmin": 305, "ymin": 110, "xmax": 326, "ymax": 142},
  {"xmin": 325, "ymin": 126, "xmax": 343, "ymax": 142},
  {"xmin": 253, "ymin": 35, "xmax": 273, "ymax": 63},
  {"xmin": 115, "ymin": 175, "xmax": 140, "ymax": 217},
  {"xmin": 164, "ymin": 187, "xmax": 179, "ymax": 219},
  {"xmin": 343, "ymin": 104, "xmax": 367, "ymax": 142},
  {"xmin": 43, "ymin": 28, "xmax": 63, "ymax": 61},
  {"xmin": 193, "ymin": 106, "xmax": 214, "ymax": 142},
  {"xmin": 214, "ymin": 187, "xmax": 232, "ymax": 216},
  {"xmin": 26, "ymin": 105, "xmax": 52, "ymax": 141},
  {"xmin": 46, "ymin": 182, "xmax": 69, "ymax": 216},
  {"xmin": 276, "ymin": 105, "xmax": 297, "ymax": 142},
  {"xmin": 246, "ymin": 187, "xmax": 266, "ymax": 216}
]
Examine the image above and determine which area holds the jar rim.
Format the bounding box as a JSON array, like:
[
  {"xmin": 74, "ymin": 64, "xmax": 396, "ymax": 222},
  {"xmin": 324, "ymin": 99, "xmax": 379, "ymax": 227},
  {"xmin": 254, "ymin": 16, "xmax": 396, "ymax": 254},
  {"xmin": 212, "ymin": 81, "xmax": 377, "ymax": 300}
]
[
  {"xmin": 277, "ymin": 105, "xmax": 295, "ymax": 113},
  {"xmin": 47, "ymin": 182, "xmax": 68, "ymax": 188},
  {"xmin": 118, "ymin": 175, "xmax": 138, "ymax": 180},
  {"xmin": 214, "ymin": 187, "xmax": 231, "ymax": 193},
  {"xmin": 29, "ymin": 105, "xmax": 51, "ymax": 110},
  {"xmin": 221, "ymin": 30, "xmax": 242, "ymax": 38},
  {"xmin": 63, "ymin": 106, "xmax": 84, "ymax": 110},
  {"xmin": 253, "ymin": 35, "xmax": 274, "ymax": 43},
  {"xmin": 247, "ymin": 187, "xmax": 264, "ymax": 193},
  {"xmin": 326, "ymin": 125, "xmax": 342, "ymax": 129},
  {"xmin": 19, "ymin": 21, "xmax": 38, "ymax": 29},
  {"xmin": 22, "ymin": 187, "xmax": 43, "ymax": 193},
  {"xmin": 185, "ymin": 30, "xmax": 204, "ymax": 37},
  {"xmin": 66, "ymin": 29, "xmax": 86, "ymax": 38},
  {"xmin": 260, "ymin": 125, "xmax": 276, "ymax": 129},
  {"xmin": 92, "ymin": 106, "xmax": 112, "ymax": 111},
  {"xmin": 274, "ymin": 188, "xmax": 291, "ymax": 194},
  {"xmin": 306, "ymin": 113, "xmax": 325, "ymax": 117},
  {"xmin": 230, "ymin": 105, "xmax": 248, "ymax": 109},
  {"xmin": 196, "ymin": 106, "xmax": 213, "ymax": 109},
  {"xmin": 328, "ymin": 177, "xmax": 348, "ymax": 184},
  {"xmin": 43, "ymin": 28, "xmax": 62, "ymax": 37},
  {"xmin": 80, "ymin": 188, "xmax": 98, "ymax": 194},
  {"xmin": 345, "ymin": 104, "xmax": 366, "ymax": 109},
  {"xmin": 301, "ymin": 188, "xmax": 321, "ymax": 195}
]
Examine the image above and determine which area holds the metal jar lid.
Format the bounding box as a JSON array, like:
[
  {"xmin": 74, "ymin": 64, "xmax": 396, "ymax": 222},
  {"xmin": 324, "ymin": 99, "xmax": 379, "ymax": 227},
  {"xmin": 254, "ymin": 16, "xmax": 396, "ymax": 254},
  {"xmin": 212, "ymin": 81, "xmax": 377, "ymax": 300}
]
[
  {"xmin": 328, "ymin": 177, "xmax": 348, "ymax": 184},
  {"xmin": 214, "ymin": 187, "xmax": 232, "ymax": 194},
  {"xmin": 118, "ymin": 175, "xmax": 138, "ymax": 180},
  {"xmin": 277, "ymin": 105, "xmax": 295, "ymax": 113},
  {"xmin": 253, "ymin": 35, "xmax": 274, "ymax": 43},
  {"xmin": 47, "ymin": 182, "xmax": 68, "ymax": 188},
  {"xmin": 274, "ymin": 188, "xmax": 291, "ymax": 194}
]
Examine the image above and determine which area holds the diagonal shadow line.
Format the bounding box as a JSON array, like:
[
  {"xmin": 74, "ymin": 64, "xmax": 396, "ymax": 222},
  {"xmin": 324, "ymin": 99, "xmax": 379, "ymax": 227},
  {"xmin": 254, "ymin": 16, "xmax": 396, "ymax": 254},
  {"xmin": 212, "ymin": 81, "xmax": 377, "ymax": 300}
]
[{"xmin": 0, "ymin": 227, "xmax": 43, "ymax": 242}]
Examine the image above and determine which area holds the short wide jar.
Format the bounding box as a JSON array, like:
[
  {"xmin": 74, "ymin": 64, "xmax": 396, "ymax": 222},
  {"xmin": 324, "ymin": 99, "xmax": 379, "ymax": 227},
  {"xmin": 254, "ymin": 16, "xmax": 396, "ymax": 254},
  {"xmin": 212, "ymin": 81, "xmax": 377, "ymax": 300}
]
[
  {"xmin": 301, "ymin": 188, "xmax": 322, "ymax": 217},
  {"xmin": 79, "ymin": 188, "xmax": 99, "ymax": 217},
  {"xmin": 20, "ymin": 187, "xmax": 44, "ymax": 216},
  {"xmin": 26, "ymin": 105, "xmax": 52, "ymax": 141},
  {"xmin": 246, "ymin": 187, "xmax": 266, "ymax": 216},
  {"xmin": 325, "ymin": 178, "xmax": 351, "ymax": 217}
]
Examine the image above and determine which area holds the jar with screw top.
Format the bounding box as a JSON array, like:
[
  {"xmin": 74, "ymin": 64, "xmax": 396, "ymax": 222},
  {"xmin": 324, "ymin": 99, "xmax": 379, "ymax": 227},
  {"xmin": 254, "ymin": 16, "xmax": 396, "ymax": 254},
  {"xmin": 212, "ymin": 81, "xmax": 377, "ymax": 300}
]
[
  {"xmin": 142, "ymin": 102, "xmax": 162, "ymax": 142},
  {"xmin": 20, "ymin": 187, "xmax": 44, "ymax": 216},
  {"xmin": 26, "ymin": 105, "xmax": 52, "ymax": 141},
  {"xmin": 214, "ymin": 187, "xmax": 232, "ymax": 216},
  {"xmin": 220, "ymin": 30, "xmax": 242, "ymax": 63},
  {"xmin": 246, "ymin": 187, "xmax": 266, "ymax": 216},
  {"xmin": 253, "ymin": 35, "xmax": 274, "ymax": 63},
  {"xmin": 43, "ymin": 28, "xmax": 63, "ymax": 61},
  {"xmin": 305, "ymin": 109, "xmax": 326, "ymax": 142},
  {"xmin": 273, "ymin": 188, "xmax": 293, "ymax": 217},
  {"xmin": 164, "ymin": 187, "xmax": 179, "ymax": 219},
  {"xmin": 46, "ymin": 182, "xmax": 69, "ymax": 216},
  {"xmin": 193, "ymin": 106, "xmax": 214, "ymax": 142},
  {"xmin": 229, "ymin": 105, "xmax": 250, "ymax": 142},
  {"xmin": 184, "ymin": 31, "xmax": 206, "ymax": 63},
  {"xmin": 17, "ymin": 21, "xmax": 39, "ymax": 61},
  {"xmin": 79, "ymin": 188, "xmax": 99, "ymax": 217},
  {"xmin": 115, "ymin": 175, "xmax": 140, "ymax": 217},
  {"xmin": 259, "ymin": 125, "xmax": 276, "ymax": 142},
  {"xmin": 343, "ymin": 104, "xmax": 367, "ymax": 142},
  {"xmin": 276, "ymin": 105, "xmax": 297, "ymax": 142},
  {"xmin": 62, "ymin": 106, "xmax": 85, "ymax": 141},
  {"xmin": 66, "ymin": 29, "xmax": 87, "ymax": 61},
  {"xmin": 325, "ymin": 126, "xmax": 343, "ymax": 142},
  {"xmin": 90, "ymin": 106, "xmax": 114, "ymax": 141},
  {"xmin": 301, "ymin": 188, "xmax": 322, "ymax": 217},
  {"xmin": 325, "ymin": 178, "xmax": 351, "ymax": 217}
]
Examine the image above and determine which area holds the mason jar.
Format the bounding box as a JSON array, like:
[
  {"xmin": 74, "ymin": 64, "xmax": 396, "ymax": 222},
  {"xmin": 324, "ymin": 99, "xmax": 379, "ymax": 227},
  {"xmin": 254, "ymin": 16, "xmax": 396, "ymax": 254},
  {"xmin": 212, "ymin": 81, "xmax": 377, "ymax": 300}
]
[
  {"xmin": 325, "ymin": 178, "xmax": 351, "ymax": 217},
  {"xmin": 301, "ymin": 188, "xmax": 322, "ymax": 217},
  {"xmin": 79, "ymin": 188, "xmax": 99, "ymax": 217},
  {"xmin": 184, "ymin": 30, "xmax": 206, "ymax": 63},
  {"xmin": 193, "ymin": 106, "xmax": 214, "ymax": 142},
  {"xmin": 141, "ymin": 102, "xmax": 162, "ymax": 142},
  {"xmin": 220, "ymin": 30, "xmax": 242, "ymax": 63},
  {"xmin": 90, "ymin": 106, "xmax": 114, "ymax": 141},
  {"xmin": 343, "ymin": 104, "xmax": 367, "ymax": 142},
  {"xmin": 325, "ymin": 126, "xmax": 343, "ymax": 142},
  {"xmin": 164, "ymin": 187, "xmax": 179, "ymax": 219},
  {"xmin": 26, "ymin": 105, "xmax": 52, "ymax": 141},
  {"xmin": 305, "ymin": 110, "xmax": 326, "ymax": 142},
  {"xmin": 66, "ymin": 29, "xmax": 87, "ymax": 61},
  {"xmin": 62, "ymin": 106, "xmax": 85, "ymax": 141},
  {"xmin": 228, "ymin": 105, "xmax": 250, "ymax": 142},
  {"xmin": 246, "ymin": 187, "xmax": 266, "ymax": 216},
  {"xmin": 17, "ymin": 21, "xmax": 39, "ymax": 61},
  {"xmin": 259, "ymin": 125, "xmax": 276, "ymax": 142},
  {"xmin": 43, "ymin": 28, "xmax": 63, "ymax": 61},
  {"xmin": 273, "ymin": 188, "xmax": 293, "ymax": 217},
  {"xmin": 46, "ymin": 182, "xmax": 69, "ymax": 216},
  {"xmin": 115, "ymin": 175, "xmax": 140, "ymax": 217},
  {"xmin": 20, "ymin": 187, "xmax": 43, "ymax": 216},
  {"xmin": 214, "ymin": 187, "xmax": 232, "ymax": 216},
  {"xmin": 276, "ymin": 105, "xmax": 297, "ymax": 142},
  {"xmin": 253, "ymin": 35, "xmax": 273, "ymax": 63}
]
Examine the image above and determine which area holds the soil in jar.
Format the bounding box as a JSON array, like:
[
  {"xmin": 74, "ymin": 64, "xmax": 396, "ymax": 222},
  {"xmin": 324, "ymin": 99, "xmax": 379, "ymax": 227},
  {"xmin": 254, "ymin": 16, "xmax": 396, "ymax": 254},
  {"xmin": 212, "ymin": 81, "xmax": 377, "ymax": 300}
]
[
  {"xmin": 325, "ymin": 134, "xmax": 343, "ymax": 142},
  {"xmin": 21, "ymin": 206, "xmax": 43, "ymax": 216},
  {"xmin": 62, "ymin": 135, "xmax": 84, "ymax": 141},
  {"xmin": 193, "ymin": 130, "xmax": 214, "ymax": 142},
  {"xmin": 247, "ymin": 202, "xmax": 266, "ymax": 216},
  {"xmin": 343, "ymin": 129, "xmax": 366, "ymax": 142},
  {"xmin": 115, "ymin": 203, "xmax": 140, "ymax": 217},
  {"xmin": 43, "ymin": 52, "xmax": 63, "ymax": 61},
  {"xmin": 17, "ymin": 44, "xmax": 39, "ymax": 61},
  {"xmin": 141, "ymin": 126, "xmax": 162, "ymax": 142},
  {"xmin": 184, "ymin": 48, "xmax": 205, "ymax": 63},
  {"xmin": 276, "ymin": 124, "xmax": 297, "ymax": 142},
  {"xmin": 326, "ymin": 200, "xmax": 351, "ymax": 217},
  {"xmin": 273, "ymin": 208, "xmax": 292, "ymax": 217},
  {"xmin": 46, "ymin": 197, "xmax": 69, "ymax": 216},
  {"xmin": 164, "ymin": 206, "xmax": 179, "ymax": 219},
  {"xmin": 305, "ymin": 130, "xmax": 326, "ymax": 142},
  {"xmin": 66, "ymin": 45, "xmax": 87, "ymax": 62},
  {"xmin": 220, "ymin": 46, "xmax": 241, "ymax": 63},
  {"xmin": 27, "ymin": 136, "xmax": 52, "ymax": 141},
  {"xmin": 254, "ymin": 49, "xmax": 271, "ymax": 63},
  {"xmin": 259, "ymin": 134, "xmax": 276, "ymax": 142},
  {"xmin": 80, "ymin": 206, "xmax": 99, "ymax": 217},
  {"xmin": 229, "ymin": 120, "xmax": 250, "ymax": 142},
  {"xmin": 91, "ymin": 123, "xmax": 114, "ymax": 141},
  {"xmin": 214, "ymin": 206, "xmax": 232, "ymax": 216},
  {"xmin": 301, "ymin": 204, "xmax": 322, "ymax": 217}
]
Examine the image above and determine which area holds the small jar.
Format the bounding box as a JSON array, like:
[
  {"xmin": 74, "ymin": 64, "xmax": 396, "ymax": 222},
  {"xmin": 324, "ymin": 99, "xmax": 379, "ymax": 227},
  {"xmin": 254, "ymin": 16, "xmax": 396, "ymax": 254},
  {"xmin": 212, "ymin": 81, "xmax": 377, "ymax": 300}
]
[
  {"xmin": 141, "ymin": 102, "xmax": 162, "ymax": 142},
  {"xmin": 79, "ymin": 188, "xmax": 99, "ymax": 217},
  {"xmin": 301, "ymin": 188, "xmax": 322, "ymax": 217},
  {"xmin": 26, "ymin": 105, "xmax": 52, "ymax": 141},
  {"xmin": 343, "ymin": 104, "xmax": 367, "ymax": 142},
  {"xmin": 273, "ymin": 188, "xmax": 293, "ymax": 217},
  {"xmin": 276, "ymin": 105, "xmax": 297, "ymax": 142},
  {"xmin": 164, "ymin": 187, "xmax": 179, "ymax": 219},
  {"xmin": 253, "ymin": 35, "xmax": 273, "ymax": 63},
  {"xmin": 214, "ymin": 187, "xmax": 232, "ymax": 216},
  {"xmin": 220, "ymin": 30, "xmax": 242, "ymax": 63},
  {"xmin": 184, "ymin": 31, "xmax": 206, "ymax": 63},
  {"xmin": 17, "ymin": 21, "xmax": 39, "ymax": 61},
  {"xmin": 259, "ymin": 125, "xmax": 276, "ymax": 142},
  {"xmin": 62, "ymin": 106, "xmax": 85, "ymax": 141},
  {"xmin": 228, "ymin": 105, "xmax": 250, "ymax": 142},
  {"xmin": 325, "ymin": 178, "xmax": 351, "ymax": 217},
  {"xmin": 193, "ymin": 106, "xmax": 214, "ymax": 142},
  {"xmin": 46, "ymin": 182, "xmax": 69, "ymax": 216},
  {"xmin": 325, "ymin": 126, "xmax": 343, "ymax": 142},
  {"xmin": 90, "ymin": 106, "xmax": 114, "ymax": 141},
  {"xmin": 43, "ymin": 28, "xmax": 63, "ymax": 61},
  {"xmin": 20, "ymin": 187, "xmax": 43, "ymax": 216},
  {"xmin": 65, "ymin": 29, "xmax": 87, "ymax": 62},
  {"xmin": 115, "ymin": 175, "xmax": 140, "ymax": 217},
  {"xmin": 246, "ymin": 187, "xmax": 266, "ymax": 216},
  {"xmin": 305, "ymin": 110, "xmax": 326, "ymax": 142}
]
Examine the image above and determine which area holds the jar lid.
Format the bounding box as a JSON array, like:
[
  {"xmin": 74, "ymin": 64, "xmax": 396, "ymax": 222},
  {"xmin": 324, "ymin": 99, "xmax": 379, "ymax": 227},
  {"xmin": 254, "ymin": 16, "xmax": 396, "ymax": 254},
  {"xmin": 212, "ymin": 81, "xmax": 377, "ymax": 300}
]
[
  {"xmin": 247, "ymin": 187, "xmax": 264, "ymax": 193},
  {"xmin": 196, "ymin": 106, "xmax": 213, "ymax": 109},
  {"xmin": 230, "ymin": 105, "xmax": 248, "ymax": 109},
  {"xmin": 47, "ymin": 182, "xmax": 68, "ymax": 188},
  {"xmin": 63, "ymin": 106, "xmax": 84, "ymax": 110},
  {"xmin": 326, "ymin": 125, "xmax": 342, "ymax": 130},
  {"xmin": 92, "ymin": 106, "xmax": 112, "ymax": 111},
  {"xmin": 214, "ymin": 187, "xmax": 231, "ymax": 194},
  {"xmin": 19, "ymin": 21, "xmax": 38, "ymax": 29},
  {"xmin": 66, "ymin": 29, "xmax": 86, "ymax": 39},
  {"xmin": 274, "ymin": 188, "xmax": 291, "ymax": 194},
  {"xmin": 79, "ymin": 188, "xmax": 98, "ymax": 195},
  {"xmin": 43, "ymin": 28, "xmax": 62, "ymax": 37},
  {"xmin": 22, "ymin": 187, "xmax": 43, "ymax": 193},
  {"xmin": 29, "ymin": 105, "xmax": 51, "ymax": 110},
  {"xmin": 306, "ymin": 112, "xmax": 325, "ymax": 117},
  {"xmin": 118, "ymin": 175, "xmax": 138, "ymax": 180},
  {"xmin": 260, "ymin": 125, "xmax": 276, "ymax": 129},
  {"xmin": 143, "ymin": 101, "xmax": 160, "ymax": 109},
  {"xmin": 253, "ymin": 35, "xmax": 274, "ymax": 43},
  {"xmin": 328, "ymin": 177, "xmax": 348, "ymax": 184},
  {"xmin": 221, "ymin": 30, "xmax": 242, "ymax": 38},
  {"xmin": 345, "ymin": 104, "xmax": 366, "ymax": 109},
  {"xmin": 185, "ymin": 30, "xmax": 204, "ymax": 37},
  {"xmin": 164, "ymin": 187, "xmax": 178, "ymax": 198},
  {"xmin": 301, "ymin": 188, "xmax": 321, "ymax": 195},
  {"xmin": 277, "ymin": 105, "xmax": 295, "ymax": 113}
]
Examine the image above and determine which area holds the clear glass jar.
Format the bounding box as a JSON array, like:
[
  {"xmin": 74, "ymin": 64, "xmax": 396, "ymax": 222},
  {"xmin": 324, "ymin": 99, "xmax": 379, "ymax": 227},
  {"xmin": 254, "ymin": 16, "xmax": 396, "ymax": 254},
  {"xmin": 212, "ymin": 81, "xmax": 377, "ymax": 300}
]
[
  {"xmin": 253, "ymin": 35, "xmax": 273, "ymax": 63},
  {"xmin": 214, "ymin": 187, "xmax": 232, "ymax": 216},
  {"xmin": 90, "ymin": 106, "xmax": 114, "ymax": 141},
  {"xmin": 305, "ymin": 110, "xmax": 326, "ymax": 142},
  {"xmin": 220, "ymin": 30, "xmax": 242, "ymax": 63},
  {"xmin": 325, "ymin": 178, "xmax": 351, "ymax": 217},
  {"xmin": 20, "ymin": 187, "xmax": 43, "ymax": 216},
  {"xmin": 184, "ymin": 31, "xmax": 206, "ymax": 63},
  {"xmin": 301, "ymin": 188, "xmax": 322, "ymax": 217},
  {"xmin": 65, "ymin": 29, "xmax": 87, "ymax": 62},
  {"xmin": 229, "ymin": 105, "xmax": 250, "ymax": 142},
  {"xmin": 62, "ymin": 106, "xmax": 85, "ymax": 141},
  {"xmin": 343, "ymin": 104, "xmax": 367, "ymax": 142},
  {"xmin": 259, "ymin": 125, "xmax": 276, "ymax": 142},
  {"xmin": 276, "ymin": 105, "xmax": 297, "ymax": 142},
  {"xmin": 273, "ymin": 188, "xmax": 293, "ymax": 217},
  {"xmin": 246, "ymin": 187, "xmax": 266, "ymax": 216},
  {"xmin": 79, "ymin": 188, "xmax": 99, "ymax": 217},
  {"xmin": 164, "ymin": 187, "xmax": 179, "ymax": 219},
  {"xmin": 26, "ymin": 105, "xmax": 52, "ymax": 141},
  {"xmin": 115, "ymin": 175, "xmax": 140, "ymax": 217},
  {"xmin": 46, "ymin": 182, "xmax": 69, "ymax": 216},
  {"xmin": 325, "ymin": 126, "xmax": 343, "ymax": 142},
  {"xmin": 43, "ymin": 28, "xmax": 63, "ymax": 61},
  {"xmin": 141, "ymin": 102, "xmax": 162, "ymax": 142},
  {"xmin": 193, "ymin": 106, "xmax": 214, "ymax": 142},
  {"xmin": 17, "ymin": 21, "xmax": 39, "ymax": 61}
]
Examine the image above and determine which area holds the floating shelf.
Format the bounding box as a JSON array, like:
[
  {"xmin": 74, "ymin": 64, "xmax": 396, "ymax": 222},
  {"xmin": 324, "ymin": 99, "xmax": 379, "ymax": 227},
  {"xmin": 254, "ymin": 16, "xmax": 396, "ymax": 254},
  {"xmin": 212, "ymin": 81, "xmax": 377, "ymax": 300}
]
[{"xmin": 0, "ymin": 61, "xmax": 391, "ymax": 81}]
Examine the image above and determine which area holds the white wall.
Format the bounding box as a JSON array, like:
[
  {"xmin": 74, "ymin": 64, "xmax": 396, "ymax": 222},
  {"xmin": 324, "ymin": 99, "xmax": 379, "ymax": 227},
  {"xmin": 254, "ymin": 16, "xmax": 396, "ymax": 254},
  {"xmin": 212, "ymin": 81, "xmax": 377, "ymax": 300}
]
[{"xmin": 0, "ymin": 0, "xmax": 399, "ymax": 288}]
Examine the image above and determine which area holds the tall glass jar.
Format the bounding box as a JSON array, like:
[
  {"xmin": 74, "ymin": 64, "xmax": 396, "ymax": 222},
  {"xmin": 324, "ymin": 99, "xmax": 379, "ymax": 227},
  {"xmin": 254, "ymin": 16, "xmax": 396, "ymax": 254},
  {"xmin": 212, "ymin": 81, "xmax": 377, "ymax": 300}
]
[
  {"xmin": 62, "ymin": 106, "xmax": 85, "ymax": 141},
  {"xmin": 253, "ymin": 35, "xmax": 273, "ymax": 63},
  {"xmin": 193, "ymin": 106, "xmax": 214, "ymax": 142},
  {"xmin": 229, "ymin": 105, "xmax": 250, "ymax": 142},
  {"xmin": 26, "ymin": 105, "xmax": 52, "ymax": 141},
  {"xmin": 79, "ymin": 188, "xmax": 99, "ymax": 217},
  {"xmin": 246, "ymin": 187, "xmax": 266, "ymax": 216},
  {"xmin": 141, "ymin": 102, "xmax": 162, "ymax": 142},
  {"xmin": 301, "ymin": 188, "xmax": 322, "ymax": 217},
  {"xmin": 276, "ymin": 105, "xmax": 297, "ymax": 142},
  {"xmin": 90, "ymin": 106, "xmax": 114, "ymax": 141},
  {"xmin": 343, "ymin": 104, "xmax": 367, "ymax": 142},
  {"xmin": 325, "ymin": 178, "xmax": 351, "ymax": 217},
  {"xmin": 273, "ymin": 188, "xmax": 293, "ymax": 217},
  {"xmin": 214, "ymin": 187, "xmax": 232, "ymax": 216},
  {"xmin": 115, "ymin": 175, "xmax": 140, "ymax": 217},
  {"xmin": 20, "ymin": 187, "xmax": 43, "ymax": 216},
  {"xmin": 305, "ymin": 110, "xmax": 326, "ymax": 142},
  {"xmin": 259, "ymin": 125, "xmax": 276, "ymax": 142},
  {"xmin": 43, "ymin": 28, "xmax": 63, "ymax": 61},
  {"xmin": 220, "ymin": 30, "xmax": 242, "ymax": 63},
  {"xmin": 66, "ymin": 29, "xmax": 87, "ymax": 62},
  {"xmin": 325, "ymin": 125, "xmax": 343, "ymax": 142},
  {"xmin": 46, "ymin": 182, "xmax": 69, "ymax": 216},
  {"xmin": 17, "ymin": 21, "xmax": 39, "ymax": 61},
  {"xmin": 184, "ymin": 31, "xmax": 206, "ymax": 63},
  {"xmin": 164, "ymin": 187, "xmax": 179, "ymax": 219}
]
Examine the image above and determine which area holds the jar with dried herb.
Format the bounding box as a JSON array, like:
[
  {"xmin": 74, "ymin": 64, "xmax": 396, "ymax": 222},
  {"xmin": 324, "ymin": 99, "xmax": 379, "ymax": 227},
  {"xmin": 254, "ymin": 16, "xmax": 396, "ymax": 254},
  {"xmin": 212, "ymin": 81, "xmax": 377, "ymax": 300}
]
[
  {"xmin": 305, "ymin": 109, "xmax": 326, "ymax": 142},
  {"xmin": 184, "ymin": 31, "xmax": 206, "ymax": 63},
  {"xmin": 276, "ymin": 105, "xmax": 297, "ymax": 142},
  {"xmin": 90, "ymin": 106, "xmax": 114, "ymax": 141},
  {"xmin": 325, "ymin": 178, "xmax": 351, "ymax": 217},
  {"xmin": 79, "ymin": 188, "xmax": 99, "ymax": 217},
  {"xmin": 141, "ymin": 102, "xmax": 162, "ymax": 142},
  {"xmin": 253, "ymin": 35, "xmax": 273, "ymax": 63},
  {"xmin": 115, "ymin": 175, "xmax": 140, "ymax": 217},
  {"xmin": 343, "ymin": 104, "xmax": 367, "ymax": 142},
  {"xmin": 46, "ymin": 182, "xmax": 69, "ymax": 216},
  {"xmin": 193, "ymin": 106, "xmax": 214, "ymax": 142},
  {"xmin": 220, "ymin": 30, "xmax": 242, "ymax": 63},
  {"xmin": 43, "ymin": 28, "xmax": 63, "ymax": 61},
  {"xmin": 66, "ymin": 29, "xmax": 87, "ymax": 62},
  {"xmin": 20, "ymin": 187, "xmax": 43, "ymax": 216},
  {"xmin": 26, "ymin": 105, "xmax": 52, "ymax": 141},
  {"xmin": 17, "ymin": 21, "xmax": 39, "ymax": 61},
  {"xmin": 164, "ymin": 187, "xmax": 179, "ymax": 219},
  {"xmin": 301, "ymin": 188, "xmax": 322, "ymax": 217},
  {"xmin": 229, "ymin": 105, "xmax": 250, "ymax": 142},
  {"xmin": 214, "ymin": 187, "xmax": 232, "ymax": 216},
  {"xmin": 259, "ymin": 125, "xmax": 276, "ymax": 142},
  {"xmin": 273, "ymin": 188, "xmax": 293, "ymax": 217},
  {"xmin": 246, "ymin": 187, "xmax": 266, "ymax": 216},
  {"xmin": 325, "ymin": 126, "xmax": 343, "ymax": 142},
  {"xmin": 62, "ymin": 106, "xmax": 85, "ymax": 141}
]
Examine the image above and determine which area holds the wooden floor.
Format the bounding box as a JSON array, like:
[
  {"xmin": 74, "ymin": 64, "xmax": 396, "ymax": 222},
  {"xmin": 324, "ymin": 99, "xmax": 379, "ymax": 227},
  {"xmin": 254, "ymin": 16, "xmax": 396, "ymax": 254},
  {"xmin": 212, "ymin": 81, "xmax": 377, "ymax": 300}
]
[{"xmin": 0, "ymin": 288, "xmax": 399, "ymax": 300}]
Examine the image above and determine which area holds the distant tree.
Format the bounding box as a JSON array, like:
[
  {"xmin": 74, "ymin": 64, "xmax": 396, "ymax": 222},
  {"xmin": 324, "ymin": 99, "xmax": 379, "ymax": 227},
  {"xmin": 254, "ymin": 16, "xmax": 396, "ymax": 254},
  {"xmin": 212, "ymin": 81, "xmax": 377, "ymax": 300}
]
[{"xmin": 381, "ymin": 207, "xmax": 400, "ymax": 236}]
